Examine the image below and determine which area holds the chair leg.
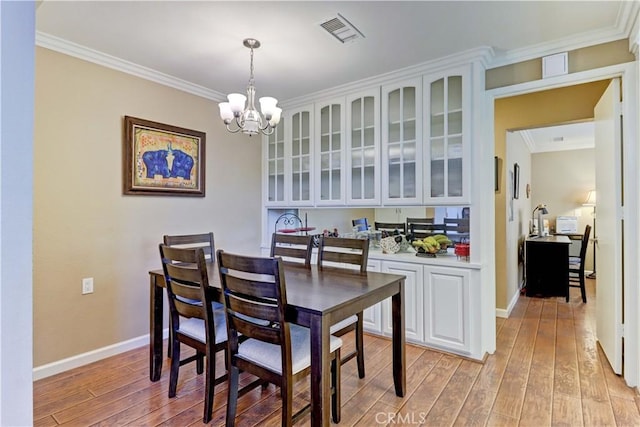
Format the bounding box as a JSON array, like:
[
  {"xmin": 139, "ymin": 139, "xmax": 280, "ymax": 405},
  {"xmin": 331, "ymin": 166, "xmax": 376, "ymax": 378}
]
[
  {"xmin": 282, "ymin": 379, "xmax": 293, "ymax": 427},
  {"xmin": 331, "ymin": 349, "xmax": 341, "ymax": 423},
  {"xmin": 203, "ymin": 351, "xmax": 215, "ymax": 423},
  {"xmin": 168, "ymin": 339, "xmax": 180, "ymax": 398},
  {"xmin": 225, "ymin": 365, "xmax": 240, "ymax": 427},
  {"xmin": 580, "ymin": 273, "xmax": 587, "ymax": 303},
  {"xmin": 196, "ymin": 351, "xmax": 204, "ymax": 375},
  {"xmin": 355, "ymin": 312, "xmax": 365, "ymax": 379}
]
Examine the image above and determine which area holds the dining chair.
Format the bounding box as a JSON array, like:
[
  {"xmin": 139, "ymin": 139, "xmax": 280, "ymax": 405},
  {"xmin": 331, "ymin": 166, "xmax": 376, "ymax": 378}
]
[
  {"xmin": 568, "ymin": 224, "xmax": 591, "ymax": 303},
  {"xmin": 443, "ymin": 218, "xmax": 470, "ymax": 243},
  {"xmin": 163, "ymin": 232, "xmax": 216, "ymax": 263},
  {"xmin": 159, "ymin": 244, "xmax": 228, "ymax": 424},
  {"xmin": 317, "ymin": 236, "xmax": 369, "ymax": 379},
  {"xmin": 374, "ymin": 221, "xmax": 406, "ymax": 236},
  {"xmin": 352, "ymin": 217, "xmax": 369, "ymax": 232},
  {"xmin": 217, "ymin": 250, "xmax": 342, "ymax": 426},
  {"xmin": 270, "ymin": 232, "xmax": 313, "ymax": 267}
]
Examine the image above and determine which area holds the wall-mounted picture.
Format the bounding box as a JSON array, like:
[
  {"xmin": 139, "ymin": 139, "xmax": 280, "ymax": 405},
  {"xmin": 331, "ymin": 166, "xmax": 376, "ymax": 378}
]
[
  {"xmin": 513, "ymin": 162, "xmax": 520, "ymax": 199},
  {"xmin": 123, "ymin": 116, "xmax": 206, "ymax": 196}
]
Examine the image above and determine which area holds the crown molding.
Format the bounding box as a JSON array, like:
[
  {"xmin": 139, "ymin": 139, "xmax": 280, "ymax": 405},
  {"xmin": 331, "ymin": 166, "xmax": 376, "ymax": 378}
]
[
  {"xmin": 36, "ymin": 31, "xmax": 226, "ymax": 102},
  {"xmin": 519, "ymin": 130, "xmax": 536, "ymax": 153},
  {"xmin": 282, "ymin": 46, "xmax": 494, "ymax": 109}
]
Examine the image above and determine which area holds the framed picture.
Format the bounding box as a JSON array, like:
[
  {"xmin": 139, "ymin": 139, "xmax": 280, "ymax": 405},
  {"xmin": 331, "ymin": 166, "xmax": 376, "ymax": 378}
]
[
  {"xmin": 123, "ymin": 116, "xmax": 206, "ymax": 197},
  {"xmin": 494, "ymin": 156, "xmax": 500, "ymax": 192},
  {"xmin": 513, "ymin": 163, "xmax": 520, "ymax": 199}
]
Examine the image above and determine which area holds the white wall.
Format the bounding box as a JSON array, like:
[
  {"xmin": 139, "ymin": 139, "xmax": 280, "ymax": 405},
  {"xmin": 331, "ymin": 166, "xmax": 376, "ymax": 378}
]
[{"xmin": 506, "ymin": 132, "xmax": 532, "ymax": 308}]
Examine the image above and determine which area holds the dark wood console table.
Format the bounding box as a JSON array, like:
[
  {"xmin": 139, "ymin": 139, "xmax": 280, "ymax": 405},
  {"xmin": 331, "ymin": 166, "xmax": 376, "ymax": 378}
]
[{"xmin": 525, "ymin": 235, "xmax": 571, "ymax": 299}]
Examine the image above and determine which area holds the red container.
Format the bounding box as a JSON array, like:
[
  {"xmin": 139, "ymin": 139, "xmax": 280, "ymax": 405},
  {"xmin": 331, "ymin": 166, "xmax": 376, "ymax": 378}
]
[{"xmin": 454, "ymin": 243, "xmax": 470, "ymax": 259}]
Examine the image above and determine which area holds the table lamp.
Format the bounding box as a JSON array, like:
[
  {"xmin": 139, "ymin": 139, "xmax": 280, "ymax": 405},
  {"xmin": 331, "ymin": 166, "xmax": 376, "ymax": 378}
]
[{"xmin": 532, "ymin": 204, "xmax": 549, "ymax": 237}]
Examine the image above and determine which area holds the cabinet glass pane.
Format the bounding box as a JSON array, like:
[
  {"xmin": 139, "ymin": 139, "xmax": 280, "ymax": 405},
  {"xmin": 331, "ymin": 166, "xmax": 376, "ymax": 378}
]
[
  {"xmin": 352, "ymin": 150, "xmax": 362, "ymax": 168},
  {"xmin": 403, "ymin": 119, "xmax": 416, "ymax": 141},
  {"xmin": 351, "ymin": 99, "xmax": 362, "ymax": 129},
  {"xmin": 332, "ymin": 170, "xmax": 340, "ymax": 198},
  {"xmin": 431, "ymin": 159, "xmax": 444, "ymax": 197},
  {"xmin": 431, "ymin": 78, "xmax": 444, "ymax": 115},
  {"xmin": 363, "ymin": 127, "xmax": 374, "ymax": 147},
  {"xmin": 332, "ymin": 104, "xmax": 341, "ymax": 129},
  {"xmin": 268, "ymin": 160, "xmax": 276, "ymax": 175},
  {"xmin": 448, "ymin": 136, "xmax": 463, "ymax": 159},
  {"xmin": 332, "ymin": 132, "xmax": 341, "ymax": 150},
  {"xmin": 403, "ymin": 161, "xmax": 415, "ymax": 198},
  {"xmin": 352, "ymin": 129, "xmax": 362, "ymax": 148},
  {"xmin": 388, "ymin": 163, "xmax": 400, "ymax": 198},
  {"xmin": 321, "ymin": 153, "xmax": 330, "ymax": 170},
  {"xmin": 448, "ymin": 157, "xmax": 463, "ymax": 197},
  {"xmin": 321, "ymin": 171, "xmax": 329, "ymax": 199},
  {"xmin": 448, "ymin": 111, "xmax": 462, "ymax": 135},
  {"xmin": 292, "ymin": 114, "xmax": 300, "ymax": 139},
  {"xmin": 301, "ymin": 172, "xmax": 310, "ymax": 200},
  {"xmin": 321, "ymin": 135, "xmax": 330, "ymax": 152},
  {"xmin": 301, "ymin": 137, "xmax": 310, "ymax": 155},
  {"xmin": 403, "ymin": 141, "xmax": 416, "ymax": 163},
  {"xmin": 352, "ymin": 168, "xmax": 362, "ymax": 199},
  {"xmin": 448, "ymin": 76, "xmax": 462, "ymax": 111},
  {"xmin": 292, "ymin": 157, "xmax": 300, "ymax": 172},
  {"xmin": 292, "ymin": 173, "xmax": 300, "ymax": 201},
  {"xmin": 364, "ymin": 147, "xmax": 375, "ymax": 167},
  {"xmin": 301, "ymin": 156, "xmax": 310, "ymax": 173},
  {"xmin": 301, "ymin": 112, "xmax": 310, "ymax": 137},
  {"xmin": 388, "ymin": 122, "xmax": 401, "ymax": 143},
  {"xmin": 402, "ymin": 87, "xmax": 416, "ymax": 121},
  {"xmin": 388, "ymin": 143, "xmax": 401, "ymax": 164},
  {"xmin": 363, "ymin": 97, "xmax": 374, "ymax": 128},
  {"xmin": 269, "ymin": 176, "xmax": 275, "ymax": 200},
  {"xmin": 276, "ymin": 158, "xmax": 284, "ymax": 174},
  {"xmin": 364, "ymin": 166, "xmax": 375, "ymax": 199},
  {"xmin": 292, "ymin": 139, "xmax": 299, "ymax": 156},
  {"xmin": 431, "ymin": 114, "xmax": 444, "ymax": 137},
  {"xmin": 321, "ymin": 107, "xmax": 330, "ymax": 134},
  {"xmin": 388, "ymin": 89, "xmax": 400, "ymax": 124},
  {"xmin": 431, "ymin": 137, "xmax": 444, "ymax": 160},
  {"xmin": 331, "ymin": 152, "xmax": 341, "ymax": 169},
  {"xmin": 268, "ymin": 141, "xmax": 275, "ymax": 158}
]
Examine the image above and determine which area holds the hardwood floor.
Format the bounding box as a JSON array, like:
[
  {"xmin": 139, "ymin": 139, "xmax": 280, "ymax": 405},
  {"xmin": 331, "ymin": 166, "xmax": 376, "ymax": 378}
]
[{"xmin": 34, "ymin": 278, "xmax": 640, "ymax": 426}]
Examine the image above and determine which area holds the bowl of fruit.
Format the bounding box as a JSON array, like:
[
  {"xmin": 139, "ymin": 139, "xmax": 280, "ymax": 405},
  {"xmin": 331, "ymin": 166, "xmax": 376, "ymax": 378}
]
[{"xmin": 412, "ymin": 235, "xmax": 452, "ymax": 257}]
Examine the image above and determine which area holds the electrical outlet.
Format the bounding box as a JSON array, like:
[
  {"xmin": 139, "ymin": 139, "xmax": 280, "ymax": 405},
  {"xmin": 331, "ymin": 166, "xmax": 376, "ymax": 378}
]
[{"xmin": 82, "ymin": 277, "xmax": 94, "ymax": 294}]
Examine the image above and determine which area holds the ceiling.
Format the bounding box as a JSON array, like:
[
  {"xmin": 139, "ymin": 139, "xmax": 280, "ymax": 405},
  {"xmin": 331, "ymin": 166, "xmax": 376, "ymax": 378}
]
[
  {"xmin": 520, "ymin": 122, "xmax": 595, "ymax": 153},
  {"xmin": 36, "ymin": 1, "xmax": 634, "ymax": 104}
]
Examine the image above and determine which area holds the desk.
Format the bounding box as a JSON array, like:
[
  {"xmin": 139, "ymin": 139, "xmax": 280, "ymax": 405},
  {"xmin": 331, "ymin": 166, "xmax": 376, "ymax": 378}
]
[
  {"xmin": 525, "ymin": 235, "xmax": 571, "ymax": 298},
  {"xmin": 149, "ymin": 262, "xmax": 406, "ymax": 427}
]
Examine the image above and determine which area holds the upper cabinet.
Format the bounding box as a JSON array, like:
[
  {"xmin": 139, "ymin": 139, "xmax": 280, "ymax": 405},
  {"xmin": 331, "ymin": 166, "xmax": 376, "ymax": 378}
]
[
  {"xmin": 289, "ymin": 105, "xmax": 314, "ymax": 206},
  {"xmin": 315, "ymin": 98, "xmax": 345, "ymax": 205},
  {"xmin": 381, "ymin": 77, "xmax": 423, "ymax": 205},
  {"xmin": 346, "ymin": 88, "xmax": 380, "ymax": 205},
  {"xmin": 264, "ymin": 115, "xmax": 286, "ymax": 206},
  {"xmin": 423, "ymin": 66, "xmax": 470, "ymax": 204}
]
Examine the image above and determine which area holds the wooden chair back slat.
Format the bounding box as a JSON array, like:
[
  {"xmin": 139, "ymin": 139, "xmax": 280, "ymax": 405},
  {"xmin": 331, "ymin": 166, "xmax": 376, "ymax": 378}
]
[
  {"xmin": 317, "ymin": 236, "xmax": 369, "ymax": 273},
  {"xmin": 164, "ymin": 232, "xmax": 216, "ymax": 263},
  {"xmin": 270, "ymin": 233, "xmax": 313, "ymax": 267},
  {"xmin": 223, "ymin": 275, "xmax": 279, "ymax": 300},
  {"xmin": 374, "ymin": 222, "xmax": 407, "ymax": 235}
]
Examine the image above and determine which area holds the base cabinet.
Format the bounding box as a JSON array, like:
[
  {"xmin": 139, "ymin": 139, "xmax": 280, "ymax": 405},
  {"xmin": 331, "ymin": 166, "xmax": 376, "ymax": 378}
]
[
  {"xmin": 423, "ymin": 266, "xmax": 471, "ymax": 354},
  {"xmin": 363, "ymin": 257, "xmax": 477, "ymax": 358}
]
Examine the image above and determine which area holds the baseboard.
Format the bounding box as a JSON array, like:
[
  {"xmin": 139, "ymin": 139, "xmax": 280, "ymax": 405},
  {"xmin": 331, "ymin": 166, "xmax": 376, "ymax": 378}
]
[
  {"xmin": 496, "ymin": 289, "xmax": 521, "ymax": 319},
  {"xmin": 33, "ymin": 328, "xmax": 169, "ymax": 381}
]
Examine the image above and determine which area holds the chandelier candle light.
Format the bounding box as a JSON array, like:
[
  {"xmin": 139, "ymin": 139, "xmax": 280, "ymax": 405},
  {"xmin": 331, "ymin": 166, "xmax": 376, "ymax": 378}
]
[{"xmin": 218, "ymin": 38, "xmax": 281, "ymax": 136}]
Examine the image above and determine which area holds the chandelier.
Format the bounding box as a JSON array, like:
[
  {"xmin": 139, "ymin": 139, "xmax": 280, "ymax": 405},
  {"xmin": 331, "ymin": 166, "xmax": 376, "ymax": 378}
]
[{"xmin": 218, "ymin": 38, "xmax": 281, "ymax": 136}]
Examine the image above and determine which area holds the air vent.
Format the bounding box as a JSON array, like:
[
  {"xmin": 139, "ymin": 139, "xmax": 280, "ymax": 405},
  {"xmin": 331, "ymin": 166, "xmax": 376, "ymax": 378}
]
[
  {"xmin": 553, "ymin": 136, "xmax": 564, "ymax": 142},
  {"xmin": 320, "ymin": 13, "xmax": 365, "ymax": 44}
]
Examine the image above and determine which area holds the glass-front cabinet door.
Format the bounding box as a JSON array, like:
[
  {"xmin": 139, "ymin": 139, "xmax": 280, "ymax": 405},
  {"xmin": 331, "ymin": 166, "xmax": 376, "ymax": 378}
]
[
  {"xmin": 424, "ymin": 67, "xmax": 469, "ymax": 204},
  {"xmin": 347, "ymin": 88, "xmax": 380, "ymax": 205},
  {"xmin": 264, "ymin": 116, "xmax": 285, "ymax": 206},
  {"xmin": 289, "ymin": 105, "xmax": 314, "ymax": 206},
  {"xmin": 381, "ymin": 77, "xmax": 423, "ymax": 205},
  {"xmin": 315, "ymin": 98, "xmax": 345, "ymax": 205}
]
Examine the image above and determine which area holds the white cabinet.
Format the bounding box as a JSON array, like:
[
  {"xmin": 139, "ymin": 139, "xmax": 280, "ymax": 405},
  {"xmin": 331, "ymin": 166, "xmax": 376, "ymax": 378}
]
[
  {"xmin": 381, "ymin": 260, "xmax": 424, "ymax": 342},
  {"xmin": 423, "ymin": 66, "xmax": 470, "ymax": 204},
  {"xmin": 423, "ymin": 265, "xmax": 471, "ymax": 353},
  {"xmin": 264, "ymin": 117, "xmax": 286, "ymax": 206},
  {"xmin": 381, "ymin": 77, "xmax": 423, "ymax": 205},
  {"xmin": 363, "ymin": 259, "xmax": 383, "ymax": 333},
  {"xmin": 315, "ymin": 98, "xmax": 345, "ymax": 205},
  {"xmin": 346, "ymin": 88, "xmax": 380, "ymax": 205},
  {"xmin": 289, "ymin": 105, "xmax": 314, "ymax": 206}
]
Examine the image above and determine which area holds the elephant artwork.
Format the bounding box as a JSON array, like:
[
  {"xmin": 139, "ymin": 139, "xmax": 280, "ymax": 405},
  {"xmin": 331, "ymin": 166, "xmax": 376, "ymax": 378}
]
[{"xmin": 142, "ymin": 143, "xmax": 194, "ymax": 180}]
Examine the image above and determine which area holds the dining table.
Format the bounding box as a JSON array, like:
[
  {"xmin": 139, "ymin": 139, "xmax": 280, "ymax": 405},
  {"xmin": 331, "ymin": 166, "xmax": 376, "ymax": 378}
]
[{"xmin": 148, "ymin": 259, "xmax": 406, "ymax": 427}]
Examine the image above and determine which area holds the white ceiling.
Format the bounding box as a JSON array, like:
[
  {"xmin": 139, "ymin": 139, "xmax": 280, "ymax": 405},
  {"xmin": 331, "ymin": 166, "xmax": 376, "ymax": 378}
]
[
  {"xmin": 520, "ymin": 122, "xmax": 595, "ymax": 153},
  {"xmin": 36, "ymin": 1, "xmax": 634, "ymax": 104}
]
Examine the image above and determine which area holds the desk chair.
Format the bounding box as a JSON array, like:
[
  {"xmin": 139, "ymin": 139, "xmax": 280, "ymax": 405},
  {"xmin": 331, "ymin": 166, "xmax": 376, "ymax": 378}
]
[
  {"xmin": 568, "ymin": 224, "xmax": 591, "ymax": 303},
  {"xmin": 374, "ymin": 221, "xmax": 406, "ymax": 236},
  {"xmin": 317, "ymin": 236, "xmax": 369, "ymax": 379},
  {"xmin": 217, "ymin": 250, "xmax": 342, "ymax": 426},
  {"xmin": 159, "ymin": 245, "xmax": 227, "ymax": 423},
  {"xmin": 271, "ymin": 233, "xmax": 313, "ymax": 267}
]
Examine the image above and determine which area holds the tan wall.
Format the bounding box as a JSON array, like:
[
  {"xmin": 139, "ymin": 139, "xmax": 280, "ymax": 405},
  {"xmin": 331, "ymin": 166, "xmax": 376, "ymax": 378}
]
[
  {"xmin": 487, "ymin": 39, "xmax": 634, "ymax": 90},
  {"xmin": 33, "ymin": 48, "xmax": 262, "ymax": 366},
  {"xmin": 494, "ymin": 80, "xmax": 609, "ymax": 310}
]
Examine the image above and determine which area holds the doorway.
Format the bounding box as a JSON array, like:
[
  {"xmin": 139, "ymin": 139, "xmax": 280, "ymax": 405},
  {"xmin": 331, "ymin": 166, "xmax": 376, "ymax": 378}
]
[{"xmin": 487, "ymin": 62, "xmax": 639, "ymax": 387}]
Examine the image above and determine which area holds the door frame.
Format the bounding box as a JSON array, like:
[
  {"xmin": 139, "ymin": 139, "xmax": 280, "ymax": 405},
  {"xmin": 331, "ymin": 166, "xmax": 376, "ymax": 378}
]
[{"xmin": 484, "ymin": 61, "xmax": 639, "ymax": 387}]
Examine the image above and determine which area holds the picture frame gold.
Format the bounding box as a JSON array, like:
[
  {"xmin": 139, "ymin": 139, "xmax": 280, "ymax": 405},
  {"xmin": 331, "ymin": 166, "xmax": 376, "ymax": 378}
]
[{"xmin": 123, "ymin": 116, "xmax": 206, "ymax": 197}]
